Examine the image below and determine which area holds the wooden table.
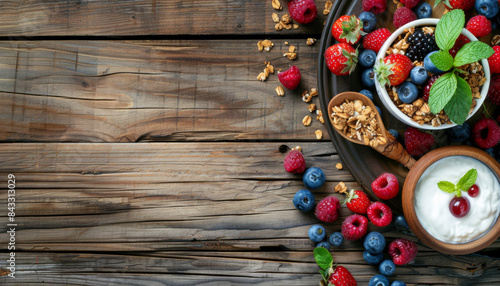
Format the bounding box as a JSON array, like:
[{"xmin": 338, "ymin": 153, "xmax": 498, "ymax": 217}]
[{"xmin": 0, "ymin": 1, "xmax": 499, "ymax": 285}]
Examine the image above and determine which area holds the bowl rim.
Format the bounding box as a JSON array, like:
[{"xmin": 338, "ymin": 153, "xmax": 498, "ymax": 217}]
[
  {"xmin": 374, "ymin": 18, "xmax": 491, "ymax": 130},
  {"xmin": 402, "ymin": 145, "xmax": 500, "ymax": 255}
]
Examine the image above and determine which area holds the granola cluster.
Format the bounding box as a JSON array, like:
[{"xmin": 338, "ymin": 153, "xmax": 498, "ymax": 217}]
[{"xmin": 330, "ymin": 99, "xmax": 387, "ymax": 148}]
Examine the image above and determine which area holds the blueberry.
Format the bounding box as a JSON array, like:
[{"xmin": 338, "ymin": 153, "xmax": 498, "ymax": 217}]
[
  {"xmin": 309, "ymin": 225, "xmax": 326, "ymax": 242},
  {"xmin": 361, "ymin": 68, "xmax": 375, "ymax": 88},
  {"xmin": 379, "ymin": 259, "xmax": 396, "ymax": 276},
  {"xmin": 303, "ymin": 167, "xmax": 325, "ymax": 190},
  {"xmin": 413, "ymin": 2, "xmax": 432, "ymax": 19},
  {"xmin": 329, "ymin": 232, "xmax": 344, "ymax": 247},
  {"xmin": 410, "ymin": 66, "xmax": 429, "ymax": 85},
  {"xmin": 397, "ymin": 82, "xmax": 418, "ymax": 104},
  {"xmin": 475, "ymin": 0, "xmax": 499, "ymax": 18},
  {"xmin": 363, "ymin": 250, "xmax": 384, "ymax": 265},
  {"xmin": 359, "ymin": 49, "xmax": 377, "ymax": 68},
  {"xmin": 369, "ymin": 274, "xmax": 390, "ymax": 286},
  {"xmin": 316, "ymin": 241, "xmax": 331, "ymax": 250},
  {"xmin": 391, "ymin": 281, "xmax": 407, "ymax": 286},
  {"xmin": 394, "ymin": 215, "xmax": 410, "ymax": 232},
  {"xmin": 359, "ymin": 89, "xmax": 374, "ymax": 101},
  {"xmin": 388, "ymin": 129, "xmax": 399, "ymax": 139},
  {"xmin": 492, "ymin": 15, "xmax": 500, "ymax": 29},
  {"xmin": 424, "ymin": 51, "xmax": 447, "ymax": 74},
  {"xmin": 359, "ymin": 11, "xmax": 377, "ymax": 32},
  {"xmin": 485, "ymin": 148, "xmax": 495, "ymax": 158},
  {"xmin": 293, "ymin": 189, "xmax": 315, "ymax": 212},
  {"xmin": 446, "ymin": 123, "xmax": 471, "ymax": 142},
  {"xmin": 364, "ymin": 231, "xmax": 386, "ymax": 254}
]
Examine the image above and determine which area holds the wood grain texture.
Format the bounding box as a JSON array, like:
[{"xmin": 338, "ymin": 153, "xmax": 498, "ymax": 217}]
[
  {"xmin": 0, "ymin": 0, "xmax": 331, "ymax": 37},
  {"xmin": 0, "ymin": 39, "xmax": 328, "ymax": 142},
  {"xmin": 0, "ymin": 143, "xmax": 499, "ymax": 285}
]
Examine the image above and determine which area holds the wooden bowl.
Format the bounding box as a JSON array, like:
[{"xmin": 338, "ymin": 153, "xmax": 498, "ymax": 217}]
[{"xmin": 402, "ymin": 146, "xmax": 500, "ymax": 255}]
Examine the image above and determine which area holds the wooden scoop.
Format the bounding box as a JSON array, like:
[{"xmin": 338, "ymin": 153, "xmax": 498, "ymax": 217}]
[{"xmin": 328, "ymin": 92, "xmax": 416, "ymax": 169}]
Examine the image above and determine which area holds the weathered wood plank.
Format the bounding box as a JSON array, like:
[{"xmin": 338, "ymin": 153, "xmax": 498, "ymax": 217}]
[
  {"xmin": 0, "ymin": 143, "xmax": 499, "ymax": 285},
  {"xmin": 0, "ymin": 40, "xmax": 328, "ymax": 142},
  {"xmin": 0, "ymin": 0, "xmax": 331, "ymax": 37}
]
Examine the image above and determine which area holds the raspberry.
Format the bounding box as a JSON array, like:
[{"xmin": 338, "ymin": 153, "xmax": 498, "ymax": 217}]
[
  {"xmin": 371, "ymin": 173, "xmax": 400, "ymax": 200},
  {"xmin": 393, "ymin": 7, "xmax": 417, "ymax": 29},
  {"xmin": 363, "ymin": 28, "xmax": 391, "ymax": 53},
  {"xmin": 288, "ymin": 0, "xmax": 318, "ymax": 24},
  {"xmin": 278, "ymin": 66, "xmax": 301, "ymax": 90},
  {"xmin": 341, "ymin": 214, "xmax": 368, "ymax": 240},
  {"xmin": 466, "ymin": 15, "xmax": 492, "ymax": 38},
  {"xmin": 400, "ymin": 0, "xmax": 421, "ymax": 9},
  {"xmin": 404, "ymin": 127, "xmax": 435, "ymax": 157},
  {"xmin": 388, "ymin": 238, "xmax": 418, "ymax": 265},
  {"xmin": 449, "ymin": 35, "xmax": 471, "ymax": 58},
  {"xmin": 472, "ymin": 119, "xmax": 500, "ymax": 149},
  {"xmin": 488, "ymin": 73, "xmax": 500, "ymax": 105},
  {"xmin": 283, "ymin": 150, "xmax": 306, "ymax": 173},
  {"xmin": 488, "ymin": 46, "xmax": 500, "ymax": 74},
  {"xmin": 367, "ymin": 202, "xmax": 393, "ymax": 227},
  {"xmin": 423, "ymin": 74, "xmax": 441, "ymax": 102},
  {"xmin": 362, "ymin": 0, "xmax": 387, "ymax": 14},
  {"xmin": 315, "ymin": 196, "xmax": 341, "ymax": 223}
]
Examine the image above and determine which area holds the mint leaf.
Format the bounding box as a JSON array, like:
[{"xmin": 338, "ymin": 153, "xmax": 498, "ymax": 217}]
[
  {"xmin": 454, "ymin": 41, "xmax": 495, "ymax": 67},
  {"xmin": 429, "ymin": 72, "xmax": 457, "ymax": 114},
  {"xmin": 319, "ymin": 269, "xmax": 328, "ymax": 283},
  {"xmin": 438, "ymin": 181, "xmax": 456, "ymax": 193},
  {"xmin": 457, "ymin": 168, "xmax": 477, "ymax": 192},
  {"xmin": 443, "ymin": 76, "xmax": 472, "ymax": 125},
  {"xmin": 435, "ymin": 9, "xmax": 465, "ymax": 51},
  {"xmin": 314, "ymin": 247, "xmax": 333, "ymax": 271},
  {"xmin": 430, "ymin": 51, "xmax": 454, "ymax": 72}
]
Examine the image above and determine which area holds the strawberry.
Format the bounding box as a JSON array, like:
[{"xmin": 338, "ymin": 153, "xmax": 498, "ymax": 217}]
[
  {"xmin": 324, "ymin": 43, "xmax": 358, "ymax": 76},
  {"xmin": 332, "ymin": 15, "xmax": 363, "ymax": 45},
  {"xmin": 404, "ymin": 127, "xmax": 435, "ymax": 157},
  {"xmin": 488, "ymin": 46, "xmax": 500, "ymax": 74},
  {"xmin": 328, "ymin": 265, "xmax": 357, "ymax": 286},
  {"xmin": 466, "ymin": 15, "xmax": 492, "ymax": 38},
  {"xmin": 343, "ymin": 189, "xmax": 371, "ymax": 214},
  {"xmin": 443, "ymin": 0, "xmax": 475, "ymax": 11},
  {"xmin": 449, "ymin": 34, "xmax": 471, "ymax": 58},
  {"xmin": 363, "ymin": 28, "xmax": 391, "ymax": 53},
  {"xmin": 374, "ymin": 54, "xmax": 413, "ymax": 86}
]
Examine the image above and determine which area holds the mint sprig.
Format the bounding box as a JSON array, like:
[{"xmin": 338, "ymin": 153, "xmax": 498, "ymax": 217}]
[
  {"xmin": 437, "ymin": 168, "xmax": 477, "ymax": 197},
  {"xmin": 428, "ymin": 10, "xmax": 494, "ymax": 125},
  {"xmin": 314, "ymin": 247, "xmax": 333, "ymax": 283}
]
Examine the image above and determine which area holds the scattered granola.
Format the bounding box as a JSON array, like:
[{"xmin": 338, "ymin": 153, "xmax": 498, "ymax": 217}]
[
  {"xmin": 492, "ymin": 34, "xmax": 500, "ymax": 46},
  {"xmin": 292, "ymin": 145, "xmax": 302, "ymax": 152},
  {"xmin": 303, "ymin": 115, "xmax": 312, "ymax": 126},
  {"xmin": 257, "ymin": 39, "xmax": 274, "ymax": 52},
  {"xmin": 272, "ymin": 0, "xmax": 282, "ymax": 10},
  {"xmin": 306, "ymin": 38, "xmax": 317, "ymax": 46},
  {"xmin": 335, "ymin": 163, "xmax": 343, "ymax": 170},
  {"xmin": 272, "ymin": 13, "xmax": 280, "ymax": 23},
  {"xmin": 315, "ymin": 130, "xmax": 323, "ymax": 139},
  {"xmin": 302, "ymin": 90, "xmax": 312, "ymax": 102},
  {"xmin": 316, "ymin": 110, "xmax": 325, "ymax": 123},
  {"xmin": 308, "ymin": 104, "xmax": 317, "ymax": 112},
  {"xmin": 324, "ymin": 1, "xmax": 333, "ymax": 15},
  {"xmin": 257, "ymin": 61, "xmax": 275, "ymax": 81},
  {"xmin": 334, "ymin": 182, "xmax": 348, "ymax": 194},
  {"xmin": 275, "ymin": 86, "xmax": 285, "ymax": 96},
  {"xmin": 310, "ymin": 88, "xmax": 318, "ymax": 97}
]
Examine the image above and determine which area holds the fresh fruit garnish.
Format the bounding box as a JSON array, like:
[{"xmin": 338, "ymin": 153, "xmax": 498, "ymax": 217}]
[
  {"xmin": 303, "ymin": 167, "xmax": 326, "ymax": 190},
  {"xmin": 394, "ymin": 214, "xmax": 411, "ymax": 233},
  {"xmin": 423, "ymin": 74, "xmax": 442, "ymax": 102},
  {"xmin": 397, "ymin": 82, "xmax": 419, "ymax": 104},
  {"xmin": 314, "ymin": 248, "xmax": 357, "ymax": 286},
  {"xmin": 316, "ymin": 241, "xmax": 331, "ymax": 250},
  {"xmin": 371, "ymin": 173, "xmax": 400, "ymax": 200},
  {"xmin": 414, "ymin": 2, "xmax": 432, "ymax": 19},
  {"xmin": 309, "ymin": 224, "xmax": 326, "ymax": 242},
  {"xmin": 446, "ymin": 122, "xmax": 471, "ymax": 142},
  {"xmin": 363, "ymin": 28, "xmax": 391, "ymax": 53},
  {"xmin": 406, "ymin": 28, "xmax": 439, "ymax": 62},
  {"xmin": 332, "ymin": 15, "xmax": 364, "ymax": 45},
  {"xmin": 393, "ymin": 7, "xmax": 417, "ymax": 29},
  {"xmin": 359, "ymin": 49, "xmax": 377, "ymax": 68},
  {"xmin": 315, "ymin": 196, "xmax": 341, "ymax": 223},
  {"xmin": 344, "ymin": 189, "xmax": 371, "ymax": 214},
  {"xmin": 341, "ymin": 214, "xmax": 368, "ymax": 240},
  {"xmin": 363, "ymin": 250, "xmax": 384, "ymax": 265},
  {"xmin": 489, "ymin": 73, "xmax": 500, "ymax": 105},
  {"xmin": 363, "ymin": 231, "xmax": 386, "ymax": 254},
  {"xmin": 466, "ymin": 15, "xmax": 492, "ymax": 38},
  {"xmin": 374, "ymin": 54, "xmax": 413, "ymax": 86},
  {"xmin": 449, "ymin": 34, "xmax": 471, "ymax": 58},
  {"xmin": 362, "ymin": 0, "xmax": 387, "ymax": 14},
  {"xmin": 324, "ymin": 43, "xmax": 358, "ymax": 76},
  {"xmin": 400, "ymin": 0, "xmax": 421, "ymax": 9},
  {"xmin": 361, "ymin": 68, "xmax": 375, "ymax": 87},
  {"xmin": 288, "ymin": 0, "xmax": 318, "ymax": 24},
  {"xmin": 404, "ymin": 127, "xmax": 435, "ymax": 157},
  {"xmin": 449, "ymin": 196, "xmax": 471, "ymax": 217},
  {"xmin": 367, "ymin": 202, "xmax": 393, "ymax": 227},
  {"xmin": 283, "ymin": 150, "xmax": 306, "ymax": 173},
  {"xmin": 488, "ymin": 46, "xmax": 500, "ymax": 75},
  {"xmin": 329, "ymin": 232, "xmax": 344, "ymax": 247},
  {"xmin": 439, "ymin": 0, "xmax": 475, "ymax": 11},
  {"xmin": 278, "ymin": 65, "xmax": 301, "ymax": 90},
  {"xmin": 474, "ymin": 0, "xmax": 500, "ymax": 18},
  {"xmin": 472, "ymin": 119, "xmax": 500, "ymax": 149},
  {"xmin": 468, "ymin": 184, "xmax": 480, "ymax": 197},
  {"xmin": 410, "ymin": 66, "xmax": 429, "ymax": 86},
  {"xmin": 293, "ymin": 189, "xmax": 316, "ymax": 212},
  {"xmin": 388, "ymin": 238, "xmax": 418, "ymax": 265},
  {"xmin": 424, "ymin": 51, "xmax": 448, "ymax": 74},
  {"xmin": 359, "ymin": 11, "xmax": 377, "ymax": 32},
  {"xmin": 379, "ymin": 259, "xmax": 396, "ymax": 276},
  {"xmin": 328, "ymin": 265, "xmax": 357, "ymax": 286},
  {"xmin": 369, "ymin": 274, "xmax": 390, "ymax": 286}
]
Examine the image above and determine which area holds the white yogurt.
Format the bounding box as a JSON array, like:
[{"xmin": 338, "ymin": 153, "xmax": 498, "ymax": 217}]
[{"xmin": 414, "ymin": 156, "xmax": 500, "ymax": 243}]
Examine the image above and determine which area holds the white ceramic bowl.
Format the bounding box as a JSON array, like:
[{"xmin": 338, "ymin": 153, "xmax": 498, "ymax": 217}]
[{"xmin": 374, "ymin": 18, "xmax": 491, "ymax": 130}]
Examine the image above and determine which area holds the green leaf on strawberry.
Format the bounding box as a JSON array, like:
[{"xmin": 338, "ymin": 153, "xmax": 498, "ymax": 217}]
[{"xmin": 438, "ymin": 168, "xmax": 477, "ymax": 197}]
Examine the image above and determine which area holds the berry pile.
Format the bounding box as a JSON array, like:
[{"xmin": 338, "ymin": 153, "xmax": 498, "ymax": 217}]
[{"xmin": 406, "ymin": 28, "xmax": 439, "ymax": 62}]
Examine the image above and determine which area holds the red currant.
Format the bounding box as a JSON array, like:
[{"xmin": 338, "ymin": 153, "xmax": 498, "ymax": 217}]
[
  {"xmin": 449, "ymin": 196, "xmax": 470, "ymax": 218},
  {"xmin": 468, "ymin": 184, "xmax": 480, "ymax": 197}
]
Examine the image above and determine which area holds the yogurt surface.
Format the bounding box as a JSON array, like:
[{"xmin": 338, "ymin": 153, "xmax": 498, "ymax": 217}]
[{"xmin": 414, "ymin": 156, "xmax": 500, "ymax": 243}]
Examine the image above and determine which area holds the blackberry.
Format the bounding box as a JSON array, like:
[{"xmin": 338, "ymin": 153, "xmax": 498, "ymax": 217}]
[{"xmin": 406, "ymin": 29, "xmax": 439, "ymax": 62}]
